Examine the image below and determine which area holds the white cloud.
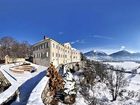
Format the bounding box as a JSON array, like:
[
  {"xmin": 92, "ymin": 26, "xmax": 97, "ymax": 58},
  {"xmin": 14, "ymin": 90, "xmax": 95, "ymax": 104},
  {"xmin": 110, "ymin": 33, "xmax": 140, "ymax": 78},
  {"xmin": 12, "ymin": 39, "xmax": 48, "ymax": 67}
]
[
  {"xmin": 70, "ymin": 40, "xmax": 85, "ymax": 44},
  {"xmin": 58, "ymin": 32, "xmax": 64, "ymax": 35},
  {"xmin": 120, "ymin": 46, "xmax": 125, "ymax": 50},
  {"xmin": 90, "ymin": 35, "xmax": 113, "ymax": 40}
]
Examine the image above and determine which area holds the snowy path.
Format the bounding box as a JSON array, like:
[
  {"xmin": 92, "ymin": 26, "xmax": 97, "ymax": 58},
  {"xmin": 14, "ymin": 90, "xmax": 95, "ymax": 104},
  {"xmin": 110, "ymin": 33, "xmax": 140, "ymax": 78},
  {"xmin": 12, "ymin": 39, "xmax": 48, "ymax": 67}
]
[
  {"xmin": 27, "ymin": 76, "xmax": 49, "ymax": 105},
  {"xmin": 0, "ymin": 63, "xmax": 48, "ymax": 105},
  {"xmin": 11, "ymin": 70, "xmax": 46, "ymax": 105}
]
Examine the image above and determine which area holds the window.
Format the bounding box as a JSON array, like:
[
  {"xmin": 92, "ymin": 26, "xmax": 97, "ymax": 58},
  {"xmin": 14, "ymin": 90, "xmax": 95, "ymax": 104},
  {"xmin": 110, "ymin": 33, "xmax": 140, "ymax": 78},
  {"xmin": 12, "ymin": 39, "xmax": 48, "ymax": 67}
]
[
  {"xmin": 38, "ymin": 53, "xmax": 39, "ymax": 58},
  {"xmin": 53, "ymin": 43, "xmax": 55, "ymax": 48},
  {"xmin": 56, "ymin": 53, "xmax": 57, "ymax": 57},
  {"xmin": 39, "ymin": 53, "xmax": 41, "ymax": 58},
  {"xmin": 41, "ymin": 44, "xmax": 43, "ymax": 49},
  {"xmin": 43, "ymin": 44, "xmax": 45, "ymax": 49},
  {"xmin": 33, "ymin": 47, "xmax": 34, "ymax": 51},
  {"xmin": 46, "ymin": 52, "xmax": 49, "ymax": 57},
  {"xmin": 52, "ymin": 52, "xmax": 54, "ymax": 57},
  {"xmin": 42, "ymin": 44, "xmax": 44, "ymax": 49},
  {"xmin": 46, "ymin": 42, "xmax": 48, "ymax": 48},
  {"xmin": 41, "ymin": 53, "xmax": 43, "ymax": 58}
]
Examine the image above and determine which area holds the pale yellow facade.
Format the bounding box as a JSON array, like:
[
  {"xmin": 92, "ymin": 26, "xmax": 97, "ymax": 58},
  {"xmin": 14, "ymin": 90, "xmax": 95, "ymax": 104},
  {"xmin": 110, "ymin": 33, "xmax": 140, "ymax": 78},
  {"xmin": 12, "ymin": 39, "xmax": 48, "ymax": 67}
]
[
  {"xmin": 33, "ymin": 38, "xmax": 81, "ymax": 67},
  {"xmin": 5, "ymin": 55, "xmax": 25, "ymax": 64}
]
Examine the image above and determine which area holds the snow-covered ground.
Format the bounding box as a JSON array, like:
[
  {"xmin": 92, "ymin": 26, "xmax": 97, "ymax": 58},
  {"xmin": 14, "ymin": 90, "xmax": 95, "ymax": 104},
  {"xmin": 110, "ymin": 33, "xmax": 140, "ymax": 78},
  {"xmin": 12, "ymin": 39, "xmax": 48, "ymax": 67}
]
[
  {"xmin": 1, "ymin": 61, "xmax": 140, "ymax": 105},
  {"xmin": 105, "ymin": 61, "xmax": 140, "ymax": 90},
  {"xmin": 27, "ymin": 76, "xmax": 49, "ymax": 105},
  {"xmin": 73, "ymin": 92, "xmax": 87, "ymax": 105},
  {"xmin": 0, "ymin": 62, "xmax": 47, "ymax": 105},
  {"xmin": 73, "ymin": 61, "xmax": 140, "ymax": 105},
  {"xmin": 105, "ymin": 61, "xmax": 140, "ymax": 71},
  {"xmin": 104, "ymin": 61, "xmax": 140, "ymax": 105}
]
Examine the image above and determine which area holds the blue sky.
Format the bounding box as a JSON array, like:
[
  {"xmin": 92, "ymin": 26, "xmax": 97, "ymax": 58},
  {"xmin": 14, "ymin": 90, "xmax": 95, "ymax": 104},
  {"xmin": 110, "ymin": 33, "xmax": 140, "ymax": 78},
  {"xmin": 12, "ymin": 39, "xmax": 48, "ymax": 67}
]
[{"xmin": 0, "ymin": 0, "xmax": 140, "ymax": 53}]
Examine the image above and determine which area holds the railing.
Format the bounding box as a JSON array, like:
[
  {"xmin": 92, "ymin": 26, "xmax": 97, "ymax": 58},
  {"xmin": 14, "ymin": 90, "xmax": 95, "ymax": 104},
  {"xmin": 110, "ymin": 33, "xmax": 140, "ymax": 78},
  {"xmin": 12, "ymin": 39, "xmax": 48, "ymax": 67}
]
[{"xmin": 56, "ymin": 62, "xmax": 80, "ymax": 76}]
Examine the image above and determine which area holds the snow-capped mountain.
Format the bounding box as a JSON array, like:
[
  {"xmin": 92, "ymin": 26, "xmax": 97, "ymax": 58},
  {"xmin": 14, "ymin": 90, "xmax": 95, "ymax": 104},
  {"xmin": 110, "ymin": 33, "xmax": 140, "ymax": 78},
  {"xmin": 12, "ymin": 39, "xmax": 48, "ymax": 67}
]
[
  {"xmin": 84, "ymin": 50, "xmax": 108, "ymax": 57},
  {"xmin": 84, "ymin": 50, "xmax": 111, "ymax": 61},
  {"xmin": 84, "ymin": 50, "xmax": 140, "ymax": 61}
]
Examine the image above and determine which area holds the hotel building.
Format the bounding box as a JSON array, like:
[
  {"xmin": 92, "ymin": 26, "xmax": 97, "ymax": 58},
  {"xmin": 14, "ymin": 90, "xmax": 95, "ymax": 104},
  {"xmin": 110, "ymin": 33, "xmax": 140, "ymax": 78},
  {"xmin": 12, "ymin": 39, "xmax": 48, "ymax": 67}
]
[{"xmin": 32, "ymin": 37, "xmax": 81, "ymax": 67}]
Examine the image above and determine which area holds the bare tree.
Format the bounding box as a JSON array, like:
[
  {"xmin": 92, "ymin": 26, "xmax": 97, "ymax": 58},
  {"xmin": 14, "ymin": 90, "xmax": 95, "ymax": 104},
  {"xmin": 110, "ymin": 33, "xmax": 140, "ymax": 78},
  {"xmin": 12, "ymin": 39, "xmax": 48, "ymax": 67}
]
[
  {"xmin": 106, "ymin": 68, "xmax": 127, "ymax": 101},
  {"xmin": 0, "ymin": 36, "xmax": 31, "ymax": 60},
  {"xmin": 80, "ymin": 52, "xmax": 87, "ymax": 61},
  {"xmin": 0, "ymin": 36, "xmax": 16, "ymax": 59},
  {"xmin": 17, "ymin": 41, "xmax": 31, "ymax": 58}
]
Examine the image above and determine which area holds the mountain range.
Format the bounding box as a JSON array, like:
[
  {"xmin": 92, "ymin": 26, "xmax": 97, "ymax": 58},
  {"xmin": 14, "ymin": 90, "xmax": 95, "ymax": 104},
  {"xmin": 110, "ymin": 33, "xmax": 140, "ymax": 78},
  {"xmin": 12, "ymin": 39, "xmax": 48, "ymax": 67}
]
[{"xmin": 84, "ymin": 50, "xmax": 140, "ymax": 61}]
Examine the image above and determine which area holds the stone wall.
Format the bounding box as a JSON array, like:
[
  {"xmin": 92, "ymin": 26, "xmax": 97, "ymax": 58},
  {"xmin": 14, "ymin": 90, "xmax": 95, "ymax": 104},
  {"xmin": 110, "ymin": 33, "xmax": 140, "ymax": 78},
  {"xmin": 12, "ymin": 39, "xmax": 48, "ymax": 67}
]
[
  {"xmin": 0, "ymin": 71, "xmax": 11, "ymax": 93},
  {"xmin": 5, "ymin": 56, "xmax": 25, "ymax": 64}
]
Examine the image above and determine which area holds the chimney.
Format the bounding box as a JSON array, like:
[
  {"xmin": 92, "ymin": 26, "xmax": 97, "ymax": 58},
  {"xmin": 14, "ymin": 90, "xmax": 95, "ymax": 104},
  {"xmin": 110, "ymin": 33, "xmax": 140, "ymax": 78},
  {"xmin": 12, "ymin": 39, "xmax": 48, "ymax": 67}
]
[{"xmin": 43, "ymin": 36, "xmax": 46, "ymax": 40}]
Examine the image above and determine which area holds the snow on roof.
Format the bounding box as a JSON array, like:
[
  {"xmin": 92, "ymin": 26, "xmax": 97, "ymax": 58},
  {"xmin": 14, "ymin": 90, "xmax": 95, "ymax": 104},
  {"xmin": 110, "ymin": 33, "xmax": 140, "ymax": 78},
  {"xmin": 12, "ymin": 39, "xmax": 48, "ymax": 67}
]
[{"xmin": 64, "ymin": 42, "xmax": 72, "ymax": 48}]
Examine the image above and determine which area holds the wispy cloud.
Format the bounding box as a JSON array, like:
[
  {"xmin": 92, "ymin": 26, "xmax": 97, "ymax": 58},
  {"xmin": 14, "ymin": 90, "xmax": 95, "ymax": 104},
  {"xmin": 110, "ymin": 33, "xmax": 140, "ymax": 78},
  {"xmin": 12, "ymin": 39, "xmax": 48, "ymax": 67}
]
[
  {"xmin": 90, "ymin": 35, "xmax": 113, "ymax": 40},
  {"xmin": 70, "ymin": 39, "xmax": 85, "ymax": 44},
  {"xmin": 58, "ymin": 32, "xmax": 64, "ymax": 35}
]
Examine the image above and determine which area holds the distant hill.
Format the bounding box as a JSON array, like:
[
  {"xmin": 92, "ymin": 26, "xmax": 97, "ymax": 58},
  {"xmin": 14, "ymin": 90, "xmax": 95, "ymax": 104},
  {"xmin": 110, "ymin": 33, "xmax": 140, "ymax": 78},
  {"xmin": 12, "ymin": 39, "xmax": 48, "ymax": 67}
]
[
  {"xmin": 109, "ymin": 50, "xmax": 131, "ymax": 57},
  {"xmin": 133, "ymin": 52, "xmax": 140, "ymax": 57},
  {"xmin": 84, "ymin": 50, "xmax": 140, "ymax": 61}
]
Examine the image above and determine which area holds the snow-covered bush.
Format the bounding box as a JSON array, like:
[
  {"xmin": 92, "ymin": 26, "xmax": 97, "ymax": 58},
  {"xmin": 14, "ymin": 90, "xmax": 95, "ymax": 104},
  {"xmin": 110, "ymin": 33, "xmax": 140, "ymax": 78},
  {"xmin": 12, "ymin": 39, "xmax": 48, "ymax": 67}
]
[
  {"xmin": 78, "ymin": 60, "xmax": 99, "ymax": 104},
  {"xmin": 84, "ymin": 60, "xmax": 108, "ymax": 82}
]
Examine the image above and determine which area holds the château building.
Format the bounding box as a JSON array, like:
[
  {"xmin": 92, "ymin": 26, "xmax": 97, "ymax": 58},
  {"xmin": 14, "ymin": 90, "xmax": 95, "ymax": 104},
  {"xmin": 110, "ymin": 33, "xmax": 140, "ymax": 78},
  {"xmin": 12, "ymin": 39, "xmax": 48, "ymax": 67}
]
[{"xmin": 32, "ymin": 36, "xmax": 81, "ymax": 67}]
